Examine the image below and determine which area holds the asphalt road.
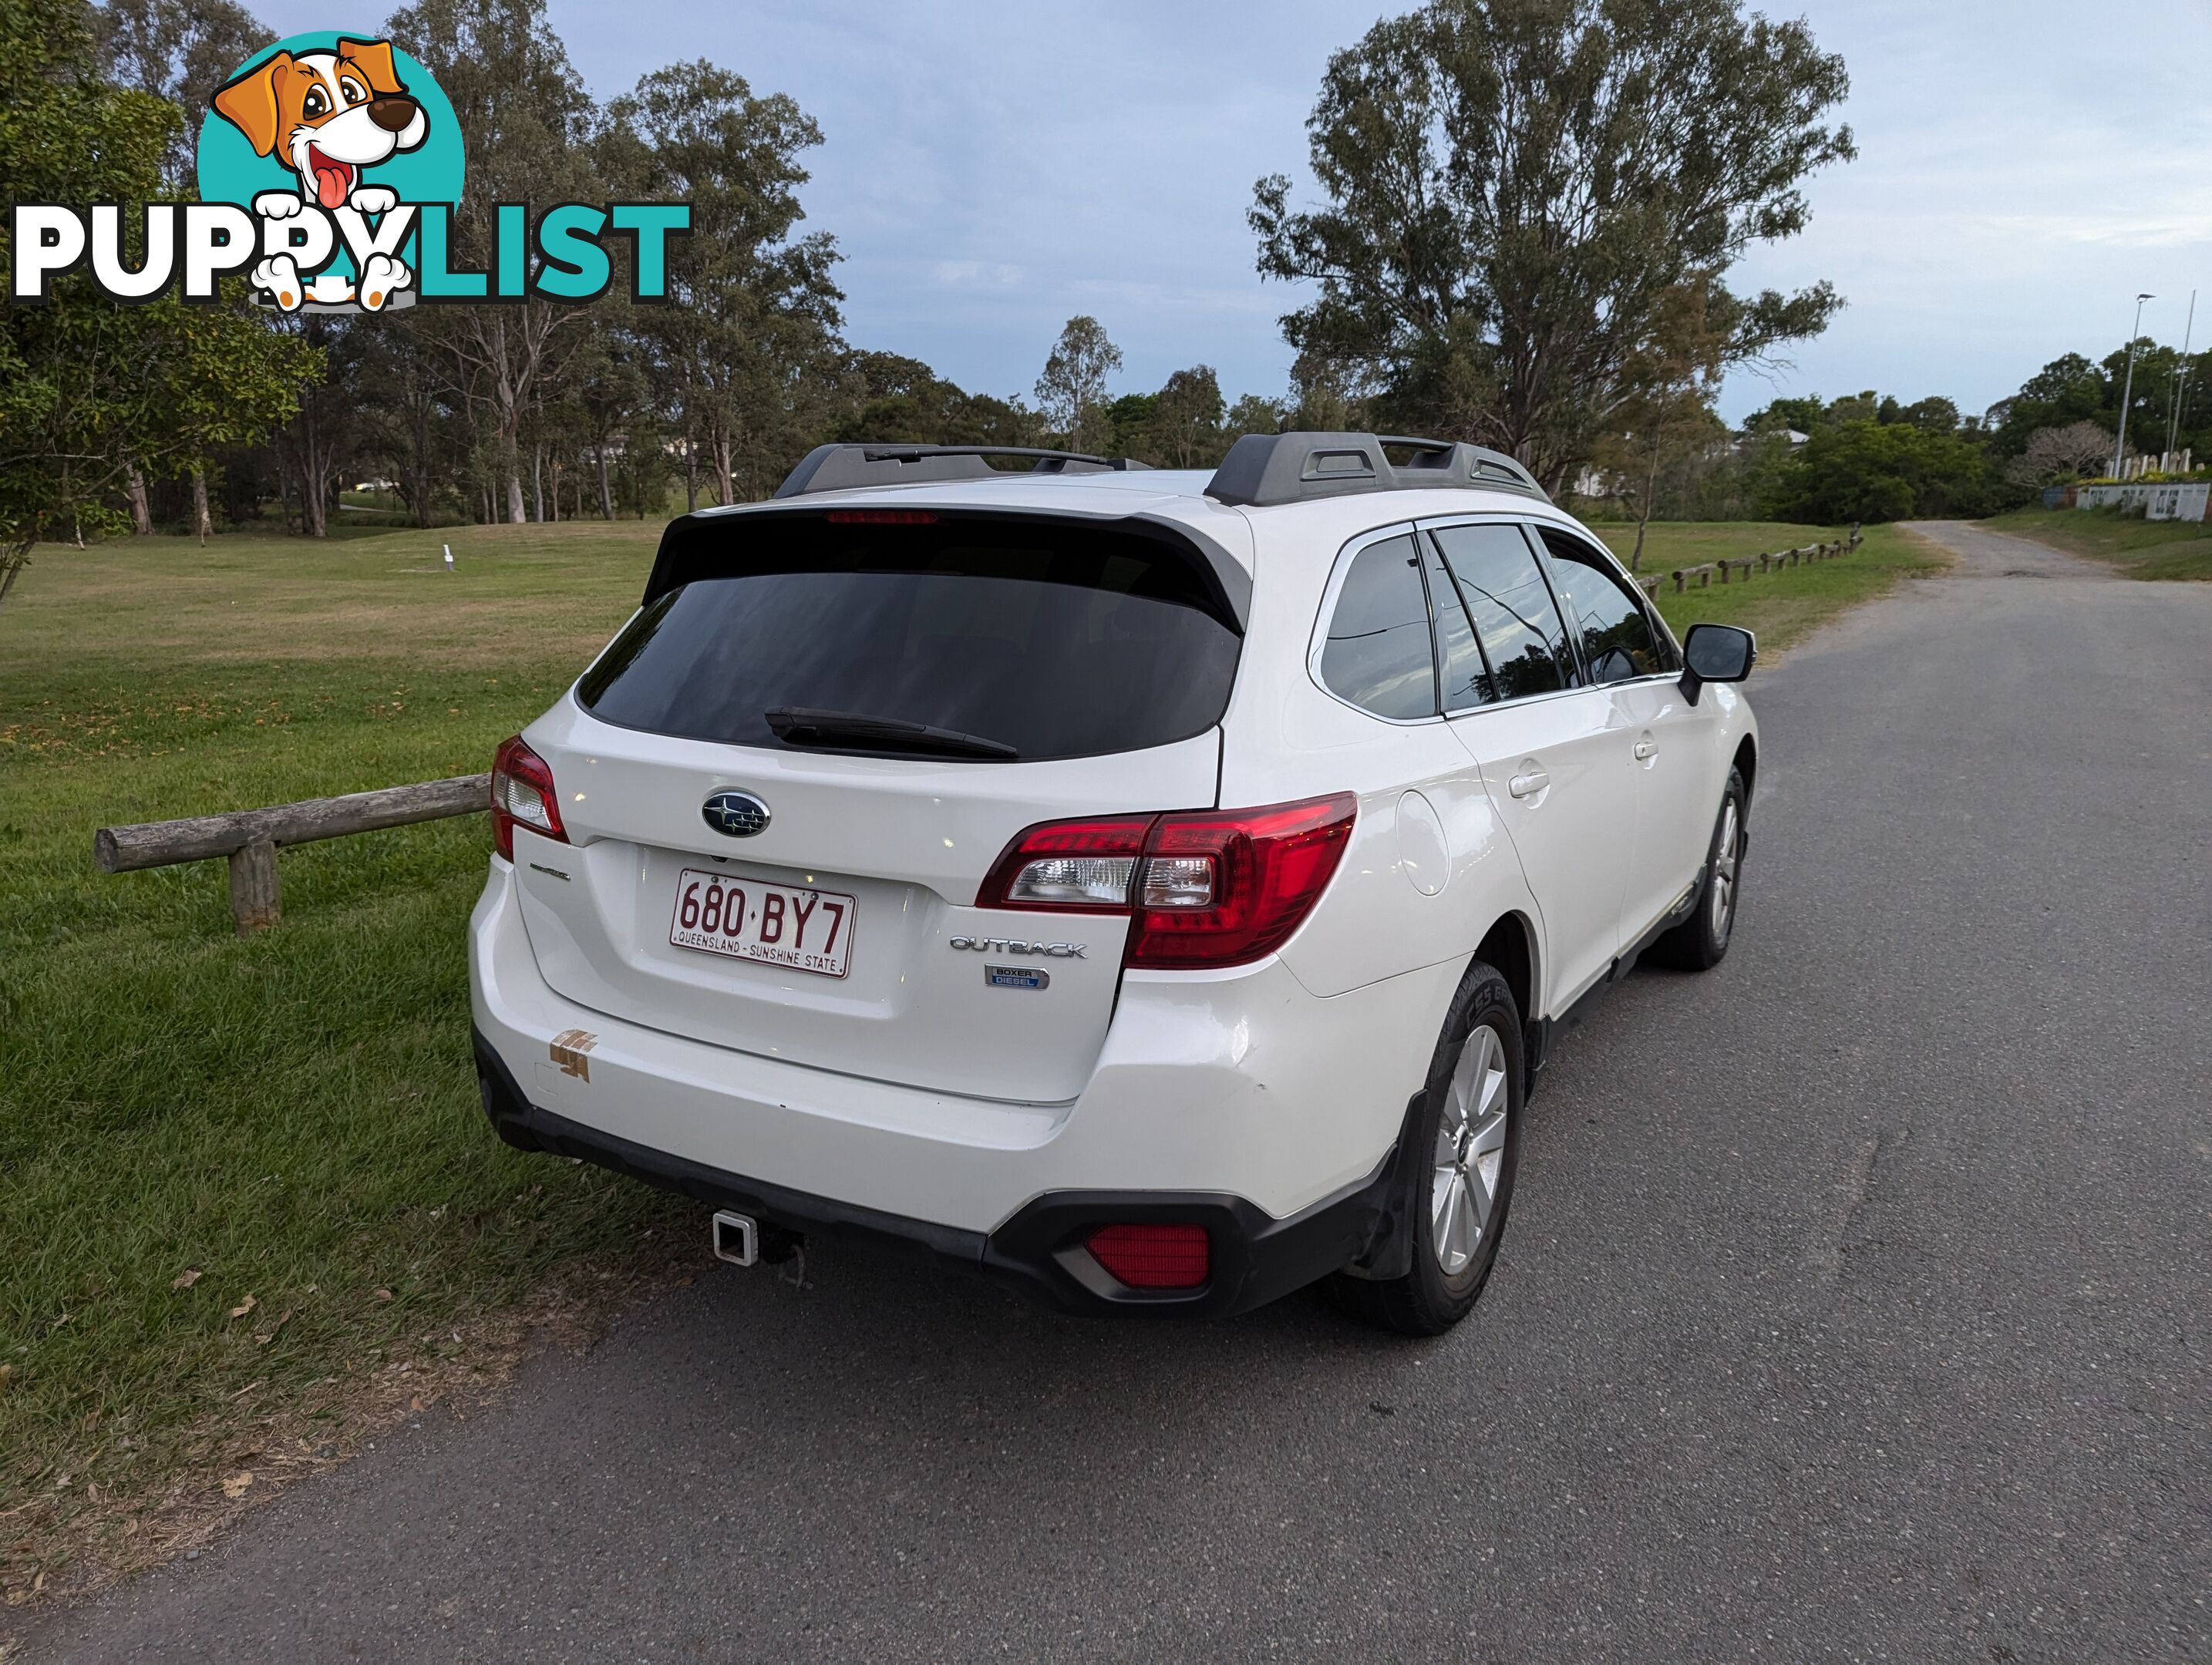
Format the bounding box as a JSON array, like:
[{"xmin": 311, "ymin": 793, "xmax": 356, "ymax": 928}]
[{"xmin": 25, "ymin": 522, "xmax": 2212, "ymax": 1662}]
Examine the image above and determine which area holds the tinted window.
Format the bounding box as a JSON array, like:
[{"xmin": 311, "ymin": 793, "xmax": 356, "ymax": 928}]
[
  {"xmin": 1318, "ymin": 534, "xmax": 1436, "ymax": 719},
  {"xmin": 1540, "ymin": 530, "xmax": 1671, "ymax": 683},
  {"xmin": 1421, "ymin": 536, "xmax": 1495, "ymax": 710},
  {"xmin": 578, "ymin": 523, "xmax": 1241, "ymax": 762},
  {"xmin": 1429, "ymin": 523, "xmax": 1577, "ymax": 700}
]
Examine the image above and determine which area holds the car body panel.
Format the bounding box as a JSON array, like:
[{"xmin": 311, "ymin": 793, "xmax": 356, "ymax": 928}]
[
  {"xmin": 474, "ymin": 858, "xmax": 1458, "ymax": 1227},
  {"xmin": 512, "ymin": 700, "xmax": 1220, "ymax": 1103}
]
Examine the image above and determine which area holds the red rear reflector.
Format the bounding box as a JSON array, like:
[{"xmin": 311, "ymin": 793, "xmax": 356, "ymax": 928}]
[
  {"xmin": 1086, "ymin": 1223, "xmax": 1210, "ymax": 1290},
  {"xmin": 826, "ymin": 509, "xmax": 939, "ymax": 524}
]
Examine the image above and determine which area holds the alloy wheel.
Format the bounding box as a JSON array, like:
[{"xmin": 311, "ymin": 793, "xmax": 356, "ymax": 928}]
[
  {"xmin": 1430, "ymin": 1021, "xmax": 1510, "ymax": 1276},
  {"xmin": 1709, "ymin": 798, "xmax": 1742, "ymax": 944}
]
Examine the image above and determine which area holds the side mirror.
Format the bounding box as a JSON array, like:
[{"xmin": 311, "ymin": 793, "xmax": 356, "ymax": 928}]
[{"xmin": 1680, "ymin": 624, "xmax": 1756, "ymax": 705}]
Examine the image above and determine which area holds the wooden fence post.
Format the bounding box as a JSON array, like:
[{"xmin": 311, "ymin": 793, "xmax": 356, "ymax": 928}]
[
  {"xmin": 227, "ymin": 836, "xmax": 281, "ymax": 935},
  {"xmin": 1672, "ymin": 570, "xmax": 1685, "ymax": 592}
]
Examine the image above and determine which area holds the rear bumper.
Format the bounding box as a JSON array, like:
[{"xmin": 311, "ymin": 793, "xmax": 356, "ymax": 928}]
[
  {"xmin": 474, "ymin": 1028, "xmax": 1393, "ymax": 1317},
  {"xmin": 469, "ymin": 856, "xmax": 1456, "ymax": 1316}
]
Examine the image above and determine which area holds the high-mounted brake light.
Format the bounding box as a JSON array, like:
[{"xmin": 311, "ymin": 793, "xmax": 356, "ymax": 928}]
[
  {"xmin": 975, "ymin": 794, "xmax": 1356, "ymax": 970},
  {"xmin": 490, "ymin": 735, "xmax": 567, "ymax": 861},
  {"xmin": 825, "ymin": 508, "xmax": 939, "ymax": 524}
]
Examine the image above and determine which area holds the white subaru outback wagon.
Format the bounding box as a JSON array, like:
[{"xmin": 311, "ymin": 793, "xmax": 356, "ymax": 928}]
[{"xmin": 470, "ymin": 432, "xmax": 1758, "ymax": 1334}]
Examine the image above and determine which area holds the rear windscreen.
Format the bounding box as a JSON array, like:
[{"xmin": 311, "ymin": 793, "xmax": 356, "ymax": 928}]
[{"xmin": 577, "ymin": 519, "xmax": 1242, "ymax": 762}]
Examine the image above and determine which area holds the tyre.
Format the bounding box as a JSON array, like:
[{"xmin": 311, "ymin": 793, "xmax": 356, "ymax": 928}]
[
  {"xmin": 1645, "ymin": 766, "xmax": 1748, "ymax": 972},
  {"xmin": 1332, "ymin": 960, "xmax": 1524, "ymax": 1337}
]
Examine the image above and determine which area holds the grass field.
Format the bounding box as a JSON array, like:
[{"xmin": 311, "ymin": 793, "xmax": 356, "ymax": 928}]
[
  {"xmin": 0, "ymin": 512, "xmax": 1935, "ymax": 1601},
  {"xmin": 1599, "ymin": 520, "xmax": 1942, "ymax": 653},
  {"xmin": 1981, "ymin": 505, "xmax": 2212, "ymax": 580},
  {"xmin": 0, "ymin": 521, "xmax": 683, "ymax": 1603}
]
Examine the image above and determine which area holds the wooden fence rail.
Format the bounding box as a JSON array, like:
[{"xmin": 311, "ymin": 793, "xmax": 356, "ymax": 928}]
[
  {"xmin": 95, "ymin": 774, "xmax": 492, "ymax": 936},
  {"xmin": 1633, "ymin": 528, "xmax": 1862, "ymax": 601}
]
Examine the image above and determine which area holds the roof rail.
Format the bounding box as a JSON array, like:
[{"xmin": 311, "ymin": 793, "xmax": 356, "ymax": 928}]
[
  {"xmin": 774, "ymin": 444, "xmax": 1153, "ymax": 499},
  {"xmin": 1204, "ymin": 432, "xmax": 1549, "ymax": 507}
]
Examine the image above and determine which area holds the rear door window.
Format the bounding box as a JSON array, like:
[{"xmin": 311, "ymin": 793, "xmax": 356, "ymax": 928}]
[
  {"xmin": 1427, "ymin": 523, "xmax": 1578, "ymax": 700},
  {"xmin": 1537, "ymin": 528, "xmax": 1675, "ymax": 681},
  {"xmin": 1420, "ymin": 535, "xmax": 1495, "ymax": 711},
  {"xmin": 578, "ymin": 518, "xmax": 1241, "ymax": 762},
  {"xmin": 1316, "ymin": 533, "xmax": 1438, "ymax": 720}
]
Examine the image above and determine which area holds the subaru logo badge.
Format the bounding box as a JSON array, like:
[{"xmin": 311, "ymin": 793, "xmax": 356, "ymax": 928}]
[{"xmin": 702, "ymin": 790, "xmax": 771, "ymax": 838}]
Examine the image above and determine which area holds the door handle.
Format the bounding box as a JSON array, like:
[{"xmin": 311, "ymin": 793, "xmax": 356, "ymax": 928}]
[
  {"xmin": 1508, "ymin": 769, "xmax": 1550, "ymax": 800},
  {"xmin": 1634, "ymin": 738, "xmax": 1657, "ymax": 762}
]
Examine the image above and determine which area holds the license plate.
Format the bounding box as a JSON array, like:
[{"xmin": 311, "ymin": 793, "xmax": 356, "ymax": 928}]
[{"xmin": 668, "ymin": 869, "xmax": 856, "ymax": 978}]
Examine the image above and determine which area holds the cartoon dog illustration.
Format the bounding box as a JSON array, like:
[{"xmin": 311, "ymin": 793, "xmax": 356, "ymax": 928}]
[{"xmin": 211, "ymin": 38, "xmax": 426, "ymax": 311}]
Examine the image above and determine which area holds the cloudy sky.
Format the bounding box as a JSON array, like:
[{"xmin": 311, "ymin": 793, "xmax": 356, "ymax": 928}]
[{"xmin": 274, "ymin": 0, "xmax": 2212, "ymax": 422}]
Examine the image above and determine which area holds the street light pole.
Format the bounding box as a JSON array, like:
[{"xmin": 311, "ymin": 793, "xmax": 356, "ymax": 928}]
[{"xmin": 2113, "ymin": 291, "xmax": 2154, "ymax": 479}]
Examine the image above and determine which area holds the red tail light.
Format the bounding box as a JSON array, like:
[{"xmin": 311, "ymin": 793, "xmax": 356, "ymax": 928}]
[
  {"xmin": 1086, "ymin": 1223, "xmax": 1210, "ymax": 1289},
  {"xmin": 490, "ymin": 735, "xmax": 567, "ymax": 861},
  {"xmin": 1129, "ymin": 796, "xmax": 1356, "ymax": 970},
  {"xmin": 975, "ymin": 793, "xmax": 1356, "ymax": 970}
]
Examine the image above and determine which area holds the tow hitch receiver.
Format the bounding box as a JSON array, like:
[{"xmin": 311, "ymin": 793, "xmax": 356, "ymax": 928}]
[{"xmin": 711, "ymin": 1210, "xmax": 759, "ymax": 1266}]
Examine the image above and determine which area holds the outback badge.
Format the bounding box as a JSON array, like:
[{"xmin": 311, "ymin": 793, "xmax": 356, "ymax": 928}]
[{"xmin": 702, "ymin": 789, "xmax": 770, "ymax": 838}]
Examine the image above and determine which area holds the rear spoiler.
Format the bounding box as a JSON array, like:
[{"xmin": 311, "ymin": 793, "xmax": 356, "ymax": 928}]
[{"xmin": 641, "ymin": 504, "xmax": 1252, "ymax": 631}]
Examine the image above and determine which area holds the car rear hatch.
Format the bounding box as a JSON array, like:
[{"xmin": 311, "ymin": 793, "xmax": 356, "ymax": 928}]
[{"xmin": 507, "ymin": 505, "xmax": 1245, "ymax": 1105}]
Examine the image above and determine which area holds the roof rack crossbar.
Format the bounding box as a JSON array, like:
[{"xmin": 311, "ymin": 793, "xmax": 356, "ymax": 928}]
[
  {"xmin": 774, "ymin": 443, "xmax": 1152, "ymax": 498},
  {"xmin": 1204, "ymin": 432, "xmax": 1550, "ymax": 507}
]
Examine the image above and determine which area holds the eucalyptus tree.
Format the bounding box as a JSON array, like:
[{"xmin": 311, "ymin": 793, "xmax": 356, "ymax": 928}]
[
  {"xmin": 389, "ymin": 0, "xmax": 606, "ymax": 523},
  {"xmin": 1145, "ymin": 366, "xmax": 1227, "ymax": 468},
  {"xmin": 93, "ymin": 0, "xmax": 268, "ymax": 191},
  {"xmin": 1251, "ymin": 0, "xmax": 1856, "ymax": 489},
  {"xmin": 1035, "ymin": 316, "xmax": 1123, "ymax": 456},
  {"xmin": 608, "ymin": 59, "xmax": 843, "ymax": 506}
]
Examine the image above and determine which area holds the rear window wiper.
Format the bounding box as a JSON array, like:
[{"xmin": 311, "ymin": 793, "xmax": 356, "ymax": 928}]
[{"xmin": 763, "ymin": 707, "xmax": 1019, "ymax": 760}]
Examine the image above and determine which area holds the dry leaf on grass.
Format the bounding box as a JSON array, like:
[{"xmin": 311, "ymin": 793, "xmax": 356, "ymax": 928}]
[
  {"xmin": 221, "ymin": 1473, "xmax": 252, "ymax": 1499},
  {"xmin": 0, "ymin": 1365, "xmax": 13, "ymax": 1389},
  {"xmin": 172, "ymin": 1269, "xmax": 202, "ymax": 1290},
  {"xmin": 227, "ymin": 1295, "xmax": 256, "ymax": 1320},
  {"xmin": 252, "ymin": 1312, "xmax": 293, "ymax": 1347},
  {"xmin": 370, "ymin": 1288, "xmax": 392, "ymax": 1303}
]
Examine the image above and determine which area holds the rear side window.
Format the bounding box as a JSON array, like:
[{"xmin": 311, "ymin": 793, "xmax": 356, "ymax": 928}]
[
  {"xmin": 1317, "ymin": 533, "xmax": 1437, "ymax": 720},
  {"xmin": 1428, "ymin": 523, "xmax": 1577, "ymax": 699},
  {"xmin": 1538, "ymin": 529, "xmax": 1674, "ymax": 682},
  {"xmin": 578, "ymin": 520, "xmax": 1241, "ymax": 762}
]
